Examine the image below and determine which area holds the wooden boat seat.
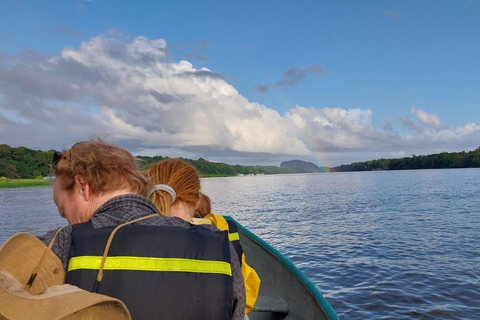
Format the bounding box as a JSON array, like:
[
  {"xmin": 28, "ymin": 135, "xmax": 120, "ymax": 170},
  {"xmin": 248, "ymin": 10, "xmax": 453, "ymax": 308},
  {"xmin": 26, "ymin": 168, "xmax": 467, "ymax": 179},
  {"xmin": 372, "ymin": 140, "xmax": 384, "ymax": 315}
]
[{"xmin": 252, "ymin": 296, "xmax": 289, "ymax": 314}]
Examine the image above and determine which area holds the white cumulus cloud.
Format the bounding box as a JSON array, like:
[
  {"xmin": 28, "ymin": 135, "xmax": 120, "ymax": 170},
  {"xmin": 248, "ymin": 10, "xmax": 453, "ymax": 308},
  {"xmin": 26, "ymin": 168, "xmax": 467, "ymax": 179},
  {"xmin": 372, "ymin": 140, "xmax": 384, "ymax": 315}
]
[
  {"xmin": 411, "ymin": 107, "xmax": 443, "ymax": 131},
  {"xmin": 1, "ymin": 34, "xmax": 480, "ymax": 165},
  {"xmin": 0, "ymin": 35, "xmax": 310, "ymax": 157}
]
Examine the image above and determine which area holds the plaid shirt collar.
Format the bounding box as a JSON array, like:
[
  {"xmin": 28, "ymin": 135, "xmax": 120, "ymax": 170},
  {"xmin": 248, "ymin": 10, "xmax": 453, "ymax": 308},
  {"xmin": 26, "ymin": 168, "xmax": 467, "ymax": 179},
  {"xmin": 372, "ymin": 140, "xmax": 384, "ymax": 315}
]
[{"xmin": 90, "ymin": 194, "xmax": 158, "ymax": 228}]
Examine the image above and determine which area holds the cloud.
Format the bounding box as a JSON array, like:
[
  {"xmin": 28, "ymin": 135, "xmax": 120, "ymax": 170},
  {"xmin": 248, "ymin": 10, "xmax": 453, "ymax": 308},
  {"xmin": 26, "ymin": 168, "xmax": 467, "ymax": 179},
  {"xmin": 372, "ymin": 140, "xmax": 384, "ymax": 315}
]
[
  {"xmin": 255, "ymin": 65, "xmax": 324, "ymax": 94},
  {"xmin": 399, "ymin": 115, "xmax": 424, "ymax": 133},
  {"xmin": 285, "ymin": 107, "xmax": 399, "ymax": 151},
  {"xmin": 76, "ymin": 3, "xmax": 86, "ymax": 13},
  {"xmin": 383, "ymin": 123, "xmax": 395, "ymax": 133},
  {"xmin": 253, "ymin": 85, "xmax": 269, "ymax": 95},
  {"xmin": 52, "ymin": 26, "xmax": 82, "ymax": 38},
  {"xmin": 0, "ymin": 35, "xmax": 310, "ymax": 157},
  {"xmin": 174, "ymin": 40, "xmax": 211, "ymax": 64},
  {"xmin": 411, "ymin": 107, "xmax": 443, "ymax": 131},
  {"xmin": 384, "ymin": 9, "xmax": 403, "ymax": 19},
  {"xmin": 1, "ymin": 34, "xmax": 480, "ymax": 166},
  {"xmin": 182, "ymin": 53, "xmax": 209, "ymax": 63}
]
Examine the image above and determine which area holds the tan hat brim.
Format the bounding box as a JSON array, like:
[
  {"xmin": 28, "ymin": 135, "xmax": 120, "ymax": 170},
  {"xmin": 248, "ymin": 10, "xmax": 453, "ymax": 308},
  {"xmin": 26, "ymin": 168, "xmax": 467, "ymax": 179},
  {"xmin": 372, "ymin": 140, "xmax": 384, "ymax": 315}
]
[
  {"xmin": 0, "ymin": 233, "xmax": 131, "ymax": 320},
  {"xmin": 0, "ymin": 233, "xmax": 64, "ymax": 294},
  {"xmin": 0, "ymin": 264, "xmax": 130, "ymax": 320}
]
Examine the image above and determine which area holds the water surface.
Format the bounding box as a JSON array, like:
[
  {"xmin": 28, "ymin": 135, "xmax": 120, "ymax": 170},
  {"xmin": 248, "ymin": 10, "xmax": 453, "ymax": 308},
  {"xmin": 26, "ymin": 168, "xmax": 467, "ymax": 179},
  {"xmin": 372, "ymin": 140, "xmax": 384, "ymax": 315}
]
[{"xmin": 1, "ymin": 169, "xmax": 479, "ymax": 319}]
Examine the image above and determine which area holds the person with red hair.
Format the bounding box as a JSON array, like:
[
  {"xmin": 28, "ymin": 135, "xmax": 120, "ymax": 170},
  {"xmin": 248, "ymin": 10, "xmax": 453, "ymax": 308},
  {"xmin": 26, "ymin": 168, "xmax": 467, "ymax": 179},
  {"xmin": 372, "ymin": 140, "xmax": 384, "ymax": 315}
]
[
  {"xmin": 147, "ymin": 158, "xmax": 260, "ymax": 315},
  {"xmin": 43, "ymin": 139, "xmax": 245, "ymax": 320}
]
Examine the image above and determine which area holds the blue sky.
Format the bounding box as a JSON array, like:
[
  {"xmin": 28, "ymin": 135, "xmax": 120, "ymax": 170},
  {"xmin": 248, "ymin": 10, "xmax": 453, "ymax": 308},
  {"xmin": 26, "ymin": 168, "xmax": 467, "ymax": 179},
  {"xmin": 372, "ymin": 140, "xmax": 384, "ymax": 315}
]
[{"xmin": 1, "ymin": 0, "xmax": 480, "ymax": 166}]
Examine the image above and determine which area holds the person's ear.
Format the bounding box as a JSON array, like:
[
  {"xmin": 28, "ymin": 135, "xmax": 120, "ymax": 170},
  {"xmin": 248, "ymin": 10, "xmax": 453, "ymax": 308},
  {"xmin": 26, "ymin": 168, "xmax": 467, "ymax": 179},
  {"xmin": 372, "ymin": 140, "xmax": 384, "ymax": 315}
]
[{"xmin": 74, "ymin": 175, "xmax": 92, "ymax": 201}]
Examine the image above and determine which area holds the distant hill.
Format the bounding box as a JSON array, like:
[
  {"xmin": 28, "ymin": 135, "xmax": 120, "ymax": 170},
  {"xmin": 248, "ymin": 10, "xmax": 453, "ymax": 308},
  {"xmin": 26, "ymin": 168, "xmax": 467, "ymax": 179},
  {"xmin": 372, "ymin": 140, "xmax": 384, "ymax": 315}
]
[{"xmin": 280, "ymin": 160, "xmax": 328, "ymax": 173}]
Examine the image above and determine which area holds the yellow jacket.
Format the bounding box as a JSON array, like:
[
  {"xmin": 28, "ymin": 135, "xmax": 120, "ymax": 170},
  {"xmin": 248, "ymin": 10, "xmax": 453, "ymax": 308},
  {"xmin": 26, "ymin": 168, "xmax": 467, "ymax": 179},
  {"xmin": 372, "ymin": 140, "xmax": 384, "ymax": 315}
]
[{"xmin": 191, "ymin": 213, "xmax": 261, "ymax": 314}]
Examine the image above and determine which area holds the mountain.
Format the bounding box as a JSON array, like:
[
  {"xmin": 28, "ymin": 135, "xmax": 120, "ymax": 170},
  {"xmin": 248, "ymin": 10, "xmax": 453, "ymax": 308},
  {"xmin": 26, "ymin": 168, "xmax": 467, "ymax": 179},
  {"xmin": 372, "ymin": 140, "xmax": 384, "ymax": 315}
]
[{"xmin": 280, "ymin": 160, "xmax": 328, "ymax": 173}]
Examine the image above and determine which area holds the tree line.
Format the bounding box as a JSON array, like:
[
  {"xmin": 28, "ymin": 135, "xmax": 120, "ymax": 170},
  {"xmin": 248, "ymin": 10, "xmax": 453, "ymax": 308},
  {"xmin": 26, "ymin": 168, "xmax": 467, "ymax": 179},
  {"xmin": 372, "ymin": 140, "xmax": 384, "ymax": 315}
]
[
  {"xmin": 2, "ymin": 143, "xmax": 480, "ymax": 179},
  {"xmin": 0, "ymin": 144, "xmax": 293, "ymax": 179},
  {"xmin": 332, "ymin": 147, "xmax": 480, "ymax": 172},
  {"xmin": 136, "ymin": 156, "xmax": 294, "ymax": 176},
  {"xmin": 0, "ymin": 144, "xmax": 56, "ymax": 179}
]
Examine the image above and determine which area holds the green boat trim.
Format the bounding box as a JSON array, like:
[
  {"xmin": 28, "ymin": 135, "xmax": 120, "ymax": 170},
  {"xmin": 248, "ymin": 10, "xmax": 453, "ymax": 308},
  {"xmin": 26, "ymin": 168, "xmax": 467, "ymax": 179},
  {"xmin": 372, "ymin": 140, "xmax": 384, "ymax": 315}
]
[{"xmin": 224, "ymin": 216, "xmax": 339, "ymax": 320}]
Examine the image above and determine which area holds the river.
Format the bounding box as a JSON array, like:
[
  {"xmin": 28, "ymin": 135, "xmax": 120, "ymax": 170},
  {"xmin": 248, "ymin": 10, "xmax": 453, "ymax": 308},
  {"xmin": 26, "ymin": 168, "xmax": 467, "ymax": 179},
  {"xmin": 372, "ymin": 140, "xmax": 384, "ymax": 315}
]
[{"xmin": 1, "ymin": 168, "xmax": 479, "ymax": 319}]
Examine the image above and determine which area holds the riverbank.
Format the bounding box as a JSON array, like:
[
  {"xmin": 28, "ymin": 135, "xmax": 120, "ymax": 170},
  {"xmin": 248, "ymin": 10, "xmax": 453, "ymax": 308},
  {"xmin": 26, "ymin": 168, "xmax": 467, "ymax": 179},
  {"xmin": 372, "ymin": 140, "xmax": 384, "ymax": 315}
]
[
  {"xmin": 0, "ymin": 179, "xmax": 50, "ymax": 189},
  {"xmin": 199, "ymin": 173, "xmax": 235, "ymax": 178},
  {"xmin": 0, "ymin": 174, "xmax": 233, "ymax": 189}
]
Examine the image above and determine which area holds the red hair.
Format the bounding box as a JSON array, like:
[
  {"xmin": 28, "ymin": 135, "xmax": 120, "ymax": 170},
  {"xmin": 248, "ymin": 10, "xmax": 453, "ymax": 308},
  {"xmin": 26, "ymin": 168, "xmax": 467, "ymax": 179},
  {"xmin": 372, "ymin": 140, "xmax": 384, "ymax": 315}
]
[
  {"xmin": 147, "ymin": 159, "xmax": 200, "ymax": 216},
  {"xmin": 55, "ymin": 139, "xmax": 148, "ymax": 196}
]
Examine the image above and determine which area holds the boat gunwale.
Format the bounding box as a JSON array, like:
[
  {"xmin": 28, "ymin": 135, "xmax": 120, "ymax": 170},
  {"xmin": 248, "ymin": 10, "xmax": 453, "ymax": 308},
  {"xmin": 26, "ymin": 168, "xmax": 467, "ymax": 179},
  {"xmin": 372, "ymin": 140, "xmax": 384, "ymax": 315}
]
[{"xmin": 224, "ymin": 216, "xmax": 339, "ymax": 320}]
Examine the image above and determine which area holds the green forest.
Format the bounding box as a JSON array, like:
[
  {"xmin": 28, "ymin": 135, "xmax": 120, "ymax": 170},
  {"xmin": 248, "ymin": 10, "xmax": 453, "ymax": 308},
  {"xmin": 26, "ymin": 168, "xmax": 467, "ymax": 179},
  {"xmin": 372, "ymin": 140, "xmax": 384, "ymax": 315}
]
[
  {"xmin": 333, "ymin": 147, "xmax": 480, "ymax": 172},
  {"xmin": 0, "ymin": 144, "xmax": 56, "ymax": 179},
  {"xmin": 1, "ymin": 143, "xmax": 480, "ymax": 180},
  {"xmin": 0, "ymin": 144, "xmax": 293, "ymax": 179},
  {"xmin": 136, "ymin": 155, "xmax": 294, "ymax": 176}
]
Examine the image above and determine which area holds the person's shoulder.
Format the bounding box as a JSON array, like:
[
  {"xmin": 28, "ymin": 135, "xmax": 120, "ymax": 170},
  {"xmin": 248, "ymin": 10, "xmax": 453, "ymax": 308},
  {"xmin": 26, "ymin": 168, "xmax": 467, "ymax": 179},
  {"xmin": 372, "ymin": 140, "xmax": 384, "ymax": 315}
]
[
  {"xmin": 141, "ymin": 215, "xmax": 221, "ymax": 232},
  {"xmin": 38, "ymin": 225, "xmax": 71, "ymax": 245},
  {"xmin": 196, "ymin": 223, "xmax": 221, "ymax": 232},
  {"xmin": 145, "ymin": 215, "xmax": 190, "ymax": 227}
]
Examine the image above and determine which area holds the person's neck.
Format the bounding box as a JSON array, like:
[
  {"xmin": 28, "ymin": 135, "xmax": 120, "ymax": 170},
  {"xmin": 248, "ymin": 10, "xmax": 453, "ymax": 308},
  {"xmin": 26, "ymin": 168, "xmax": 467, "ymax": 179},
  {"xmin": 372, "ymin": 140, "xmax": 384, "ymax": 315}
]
[
  {"xmin": 79, "ymin": 189, "xmax": 133, "ymax": 223},
  {"xmin": 170, "ymin": 201, "xmax": 194, "ymax": 222}
]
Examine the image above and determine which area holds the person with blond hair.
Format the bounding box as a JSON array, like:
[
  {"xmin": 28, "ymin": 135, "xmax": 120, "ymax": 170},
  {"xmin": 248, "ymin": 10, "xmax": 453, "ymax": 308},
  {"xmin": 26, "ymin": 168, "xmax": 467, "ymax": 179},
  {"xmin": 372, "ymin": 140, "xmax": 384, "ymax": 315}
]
[
  {"xmin": 147, "ymin": 158, "xmax": 260, "ymax": 315},
  {"xmin": 42, "ymin": 139, "xmax": 245, "ymax": 320}
]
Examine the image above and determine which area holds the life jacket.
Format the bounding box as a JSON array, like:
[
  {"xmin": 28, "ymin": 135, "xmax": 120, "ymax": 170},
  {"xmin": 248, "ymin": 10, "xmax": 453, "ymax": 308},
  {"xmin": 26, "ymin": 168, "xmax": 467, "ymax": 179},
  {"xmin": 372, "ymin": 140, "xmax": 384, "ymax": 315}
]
[
  {"xmin": 65, "ymin": 217, "xmax": 234, "ymax": 320},
  {"xmin": 191, "ymin": 214, "xmax": 261, "ymax": 314}
]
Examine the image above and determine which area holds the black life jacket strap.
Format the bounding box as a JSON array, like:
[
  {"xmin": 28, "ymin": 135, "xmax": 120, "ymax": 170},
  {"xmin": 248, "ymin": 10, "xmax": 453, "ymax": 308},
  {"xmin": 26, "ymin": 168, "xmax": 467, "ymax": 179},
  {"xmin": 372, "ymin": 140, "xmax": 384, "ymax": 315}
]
[{"xmin": 226, "ymin": 220, "xmax": 244, "ymax": 263}]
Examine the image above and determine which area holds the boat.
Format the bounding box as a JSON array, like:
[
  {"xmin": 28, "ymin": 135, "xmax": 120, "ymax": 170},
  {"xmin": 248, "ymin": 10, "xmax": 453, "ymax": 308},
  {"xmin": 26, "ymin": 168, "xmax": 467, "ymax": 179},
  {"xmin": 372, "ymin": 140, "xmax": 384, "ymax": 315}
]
[{"xmin": 225, "ymin": 216, "xmax": 339, "ymax": 320}]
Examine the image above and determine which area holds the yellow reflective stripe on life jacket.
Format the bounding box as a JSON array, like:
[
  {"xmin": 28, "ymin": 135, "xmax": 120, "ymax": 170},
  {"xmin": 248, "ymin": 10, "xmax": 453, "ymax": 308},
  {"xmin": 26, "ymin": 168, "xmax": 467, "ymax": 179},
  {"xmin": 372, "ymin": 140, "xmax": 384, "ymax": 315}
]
[
  {"xmin": 228, "ymin": 232, "xmax": 240, "ymax": 242},
  {"xmin": 68, "ymin": 256, "xmax": 232, "ymax": 276}
]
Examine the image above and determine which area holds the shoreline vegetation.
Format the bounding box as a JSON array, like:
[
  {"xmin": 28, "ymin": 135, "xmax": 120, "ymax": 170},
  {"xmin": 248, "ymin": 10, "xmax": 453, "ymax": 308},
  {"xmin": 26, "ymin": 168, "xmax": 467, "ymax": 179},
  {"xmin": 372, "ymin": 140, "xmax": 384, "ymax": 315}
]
[
  {"xmin": 1, "ymin": 143, "xmax": 480, "ymax": 189},
  {"xmin": 0, "ymin": 178, "xmax": 50, "ymax": 189}
]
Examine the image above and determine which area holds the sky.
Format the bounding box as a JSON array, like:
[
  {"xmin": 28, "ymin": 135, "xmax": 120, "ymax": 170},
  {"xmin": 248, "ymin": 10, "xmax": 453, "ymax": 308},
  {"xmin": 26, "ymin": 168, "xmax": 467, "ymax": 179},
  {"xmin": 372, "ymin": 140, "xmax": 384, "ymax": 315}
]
[{"xmin": 1, "ymin": 0, "xmax": 480, "ymax": 167}]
